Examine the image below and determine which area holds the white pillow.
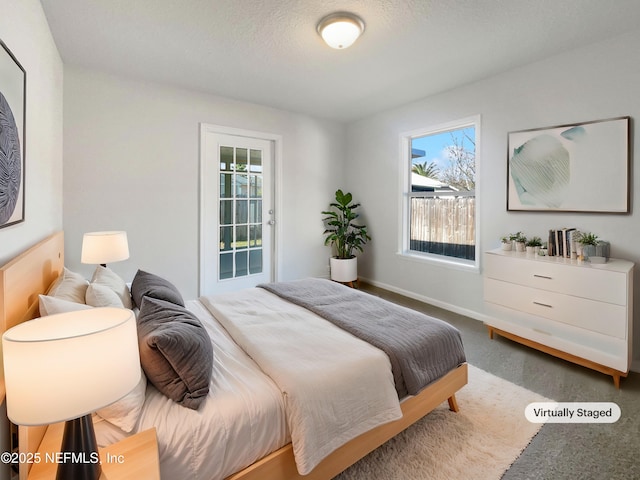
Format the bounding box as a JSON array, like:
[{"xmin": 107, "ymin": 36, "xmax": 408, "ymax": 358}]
[
  {"xmin": 46, "ymin": 267, "xmax": 89, "ymax": 304},
  {"xmin": 86, "ymin": 283, "xmax": 125, "ymax": 308},
  {"xmin": 96, "ymin": 368, "xmax": 147, "ymax": 433},
  {"xmin": 39, "ymin": 294, "xmax": 92, "ymax": 316},
  {"xmin": 90, "ymin": 266, "xmax": 133, "ymax": 309}
]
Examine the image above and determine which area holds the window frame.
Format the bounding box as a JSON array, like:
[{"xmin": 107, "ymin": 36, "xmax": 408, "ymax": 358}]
[{"xmin": 398, "ymin": 115, "xmax": 481, "ymax": 272}]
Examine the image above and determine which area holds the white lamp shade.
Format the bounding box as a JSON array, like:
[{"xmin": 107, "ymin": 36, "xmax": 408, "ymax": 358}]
[
  {"xmin": 2, "ymin": 308, "xmax": 140, "ymax": 426},
  {"xmin": 81, "ymin": 231, "xmax": 130, "ymax": 265},
  {"xmin": 318, "ymin": 13, "xmax": 365, "ymax": 49}
]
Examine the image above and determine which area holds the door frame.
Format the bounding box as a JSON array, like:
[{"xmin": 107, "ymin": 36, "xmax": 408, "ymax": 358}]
[{"xmin": 199, "ymin": 123, "xmax": 283, "ymax": 296}]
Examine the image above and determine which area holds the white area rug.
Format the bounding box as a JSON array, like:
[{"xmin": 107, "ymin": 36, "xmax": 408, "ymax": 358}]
[{"xmin": 335, "ymin": 365, "xmax": 551, "ymax": 480}]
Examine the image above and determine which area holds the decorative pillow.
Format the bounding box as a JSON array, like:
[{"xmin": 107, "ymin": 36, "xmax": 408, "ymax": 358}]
[
  {"xmin": 90, "ymin": 266, "xmax": 133, "ymax": 309},
  {"xmin": 39, "ymin": 294, "xmax": 92, "ymax": 316},
  {"xmin": 96, "ymin": 368, "xmax": 147, "ymax": 433},
  {"xmin": 46, "ymin": 267, "xmax": 89, "ymax": 304},
  {"xmin": 130, "ymin": 270, "xmax": 184, "ymax": 308},
  {"xmin": 137, "ymin": 297, "xmax": 212, "ymax": 409},
  {"xmin": 86, "ymin": 283, "xmax": 125, "ymax": 308}
]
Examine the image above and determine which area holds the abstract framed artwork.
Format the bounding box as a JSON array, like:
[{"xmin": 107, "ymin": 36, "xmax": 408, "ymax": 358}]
[
  {"xmin": 507, "ymin": 116, "xmax": 630, "ymax": 213},
  {"xmin": 0, "ymin": 39, "xmax": 26, "ymax": 229}
]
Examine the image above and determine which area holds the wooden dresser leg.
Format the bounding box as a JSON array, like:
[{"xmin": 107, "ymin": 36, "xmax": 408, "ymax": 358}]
[
  {"xmin": 613, "ymin": 373, "xmax": 621, "ymax": 389},
  {"xmin": 448, "ymin": 395, "xmax": 459, "ymax": 412},
  {"xmin": 487, "ymin": 326, "xmax": 494, "ymax": 340}
]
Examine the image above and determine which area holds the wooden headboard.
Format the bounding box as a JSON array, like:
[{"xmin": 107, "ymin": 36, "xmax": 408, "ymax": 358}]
[
  {"xmin": 1, "ymin": 231, "xmax": 65, "ymax": 397},
  {"xmin": 0, "ymin": 232, "xmax": 64, "ymax": 332},
  {"xmin": 0, "ymin": 231, "xmax": 64, "ymax": 480}
]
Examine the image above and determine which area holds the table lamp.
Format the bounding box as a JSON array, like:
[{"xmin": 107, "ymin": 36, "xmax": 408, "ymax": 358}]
[
  {"xmin": 2, "ymin": 308, "xmax": 140, "ymax": 480},
  {"xmin": 81, "ymin": 231, "xmax": 130, "ymax": 267}
]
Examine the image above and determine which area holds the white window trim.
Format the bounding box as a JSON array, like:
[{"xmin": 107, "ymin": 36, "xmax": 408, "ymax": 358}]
[{"xmin": 398, "ymin": 115, "xmax": 481, "ymax": 272}]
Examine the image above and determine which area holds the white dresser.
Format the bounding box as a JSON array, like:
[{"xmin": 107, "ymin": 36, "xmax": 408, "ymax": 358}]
[{"xmin": 483, "ymin": 248, "xmax": 634, "ymax": 387}]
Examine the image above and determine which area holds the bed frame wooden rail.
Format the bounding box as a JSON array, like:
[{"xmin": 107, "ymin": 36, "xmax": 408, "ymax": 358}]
[
  {"xmin": 226, "ymin": 363, "xmax": 467, "ymax": 480},
  {"xmin": 0, "ymin": 231, "xmax": 468, "ymax": 480}
]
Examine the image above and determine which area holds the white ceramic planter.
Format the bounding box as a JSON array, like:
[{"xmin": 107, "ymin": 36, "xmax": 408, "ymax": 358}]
[{"xmin": 330, "ymin": 257, "xmax": 358, "ymax": 282}]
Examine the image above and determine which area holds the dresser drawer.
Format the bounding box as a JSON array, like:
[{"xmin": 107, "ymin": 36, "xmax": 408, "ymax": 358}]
[
  {"xmin": 484, "ymin": 303, "xmax": 629, "ymax": 372},
  {"xmin": 484, "ymin": 278, "xmax": 626, "ymax": 339},
  {"xmin": 484, "ymin": 253, "xmax": 627, "ymax": 305}
]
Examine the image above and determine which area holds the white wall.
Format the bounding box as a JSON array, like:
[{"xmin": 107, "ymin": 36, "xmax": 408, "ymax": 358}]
[
  {"xmin": 63, "ymin": 67, "xmax": 345, "ymax": 299},
  {"xmin": 346, "ymin": 28, "xmax": 640, "ymax": 369},
  {"xmin": 0, "ymin": 2, "xmax": 63, "ymax": 478},
  {"xmin": 0, "ymin": 0, "xmax": 63, "ymax": 266}
]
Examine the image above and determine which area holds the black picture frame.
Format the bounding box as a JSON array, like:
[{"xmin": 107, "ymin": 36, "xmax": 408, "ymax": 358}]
[
  {"xmin": 507, "ymin": 116, "xmax": 630, "ymax": 213},
  {"xmin": 0, "ymin": 38, "xmax": 26, "ymax": 229}
]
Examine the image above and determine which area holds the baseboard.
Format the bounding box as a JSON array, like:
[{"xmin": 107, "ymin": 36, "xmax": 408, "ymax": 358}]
[{"xmin": 358, "ymin": 276, "xmax": 491, "ymax": 323}]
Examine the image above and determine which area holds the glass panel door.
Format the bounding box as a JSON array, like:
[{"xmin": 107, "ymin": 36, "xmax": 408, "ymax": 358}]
[
  {"xmin": 201, "ymin": 129, "xmax": 273, "ymax": 294},
  {"xmin": 218, "ymin": 146, "xmax": 264, "ymax": 280}
]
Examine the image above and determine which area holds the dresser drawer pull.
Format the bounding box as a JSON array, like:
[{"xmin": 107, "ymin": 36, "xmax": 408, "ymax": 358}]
[
  {"xmin": 533, "ymin": 301, "xmax": 553, "ymax": 308},
  {"xmin": 532, "ymin": 328, "xmax": 552, "ymax": 336},
  {"xmin": 533, "ymin": 274, "xmax": 552, "ymax": 280}
]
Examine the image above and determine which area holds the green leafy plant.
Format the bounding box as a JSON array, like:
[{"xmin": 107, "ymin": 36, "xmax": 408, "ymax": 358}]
[
  {"xmin": 526, "ymin": 236, "xmax": 543, "ymax": 247},
  {"xmin": 577, "ymin": 232, "xmax": 599, "ymax": 246},
  {"xmin": 502, "ymin": 232, "xmax": 523, "ymax": 243},
  {"xmin": 322, "ymin": 189, "xmax": 371, "ymax": 259},
  {"xmin": 504, "ymin": 231, "xmax": 525, "ymax": 242},
  {"xmin": 514, "ymin": 232, "xmax": 527, "ymax": 243}
]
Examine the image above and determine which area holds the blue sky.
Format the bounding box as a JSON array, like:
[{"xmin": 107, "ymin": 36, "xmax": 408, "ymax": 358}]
[{"xmin": 411, "ymin": 127, "xmax": 475, "ymax": 171}]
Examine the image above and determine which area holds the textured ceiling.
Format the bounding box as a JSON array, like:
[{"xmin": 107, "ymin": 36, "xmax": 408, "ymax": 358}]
[{"xmin": 40, "ymin": 0, "xmax": 640, "ymax": 121}]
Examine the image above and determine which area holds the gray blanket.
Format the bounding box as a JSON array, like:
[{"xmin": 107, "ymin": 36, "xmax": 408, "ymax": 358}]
[{"xmin": 258, "ymin": 278, "xmax": 466, "ymax": 397}]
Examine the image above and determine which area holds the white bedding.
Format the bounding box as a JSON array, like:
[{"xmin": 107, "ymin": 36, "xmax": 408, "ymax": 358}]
[
  {"xmin": 94, "ymin": 299, "xmax": 288, "ymax": 480},
  {"xmin": 202, "ymin": 288, "xmax": 403, "ymax": 475}
]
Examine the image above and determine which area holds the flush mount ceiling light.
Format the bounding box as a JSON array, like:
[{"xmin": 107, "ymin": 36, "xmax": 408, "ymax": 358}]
[{"xmin": 317, "ymin": 12, "xmax": 365, "ymax": 49}]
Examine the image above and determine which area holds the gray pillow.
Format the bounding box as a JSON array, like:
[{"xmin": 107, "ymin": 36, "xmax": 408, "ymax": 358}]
[
  {"xmin": 131, "ymin": 270, "xmax": 184, "ymax": 308},
  {"xmin": 137, "ymin": 296, "xmax": 213, "ymax": 409}
]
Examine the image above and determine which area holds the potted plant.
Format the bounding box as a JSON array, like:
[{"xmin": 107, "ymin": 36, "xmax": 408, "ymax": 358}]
[
  {"xmin": 514, "ymin": 232, "xmax": 527, "ymax": 252},
  {"xmin": 322, "ymin": 189, "xmax": 371, "ymax": 282},
  {"xmin": 525, "ymin": 236, "xmax": 542, "ymax": 255},
  {"xmin": 577, "ymin": 232, "xmax": 609, "ymax": 263},
  {"xmin": 500, "ymin": 235, "xmax": 512, "ymax": 251},
  {"xmin": 576, "ymin": 231, "xmax": 597, "ymax": 261}
]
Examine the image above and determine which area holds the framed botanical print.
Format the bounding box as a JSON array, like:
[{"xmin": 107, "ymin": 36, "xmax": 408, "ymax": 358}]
[
  {"xmin": 0, "ymin": 39, "xmax": 26, "ymax": 229},
  {"xmin": 507, "ymin": 117, "xmax": 630, "ymax": 213}
]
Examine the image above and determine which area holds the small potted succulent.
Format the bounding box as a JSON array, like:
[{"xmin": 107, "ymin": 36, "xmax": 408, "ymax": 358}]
[
  {"xmin": 525, "ymin": 236, "xmax": 543, "ymax": 255},
  {"xmin": 500, "ymin": 235, "xmax": 512, "ymax": 251},
  {"xmin": 514, "ymin": 232, "xmax": 527, "ymax": 252}
]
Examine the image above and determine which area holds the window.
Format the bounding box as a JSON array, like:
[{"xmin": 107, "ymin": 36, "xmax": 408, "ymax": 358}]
[{"xmin": 401, "ymin": 117, "xmax": 479, "ymax": 267}]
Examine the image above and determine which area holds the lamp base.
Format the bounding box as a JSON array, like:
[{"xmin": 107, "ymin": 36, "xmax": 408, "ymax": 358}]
[{"xmin": 56, "ymin": 414, "xmax": 102, "ymax": 480}]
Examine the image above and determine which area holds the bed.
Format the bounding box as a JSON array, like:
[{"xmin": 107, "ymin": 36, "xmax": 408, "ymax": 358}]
[{"xmin": 1, "ymin": 232, "xmax": 468, "ymax": 480}]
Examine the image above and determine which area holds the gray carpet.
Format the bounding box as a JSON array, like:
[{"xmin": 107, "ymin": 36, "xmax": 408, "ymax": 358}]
[{"xmin": 359, "ymin": 283, "xmax": 640, "ymax": 480}]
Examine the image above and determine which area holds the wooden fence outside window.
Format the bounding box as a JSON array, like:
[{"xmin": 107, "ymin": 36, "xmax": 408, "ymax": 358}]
[{"xmin": 410, "ymin": 194, "xmax": 475, "ymax": 260}]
